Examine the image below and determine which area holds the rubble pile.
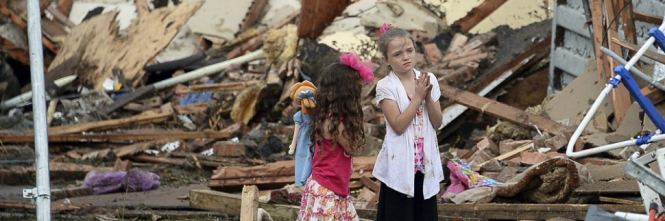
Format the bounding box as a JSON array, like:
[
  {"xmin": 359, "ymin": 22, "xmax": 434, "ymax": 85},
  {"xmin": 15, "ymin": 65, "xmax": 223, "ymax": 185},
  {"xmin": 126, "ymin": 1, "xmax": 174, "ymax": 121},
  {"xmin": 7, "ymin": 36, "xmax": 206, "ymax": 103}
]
[{"xmin": 0, "ymin": 0, "xmax": 659, "ymax": 220}]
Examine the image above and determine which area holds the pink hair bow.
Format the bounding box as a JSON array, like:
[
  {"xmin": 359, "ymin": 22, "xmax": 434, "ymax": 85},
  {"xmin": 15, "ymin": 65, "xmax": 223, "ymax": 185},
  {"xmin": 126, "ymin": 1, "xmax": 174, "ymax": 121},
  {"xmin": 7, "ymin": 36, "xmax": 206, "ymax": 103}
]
[
  {"xmin": 339, "ymin": 52, "xmax": 374, "ymax": 84},
  {"xmin": 378, "ymin": 23, "xmax": 393, "ymax": 37}
]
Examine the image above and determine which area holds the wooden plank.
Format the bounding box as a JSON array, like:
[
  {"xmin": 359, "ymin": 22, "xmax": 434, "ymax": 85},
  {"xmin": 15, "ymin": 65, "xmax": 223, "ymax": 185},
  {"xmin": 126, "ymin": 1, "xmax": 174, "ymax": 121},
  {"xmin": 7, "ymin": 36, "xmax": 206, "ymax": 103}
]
[
  {"xmin": 240, "ymin": 185, "xmax": 258, "ymax": 221},
  {"xmin": 611, "ymin": 37, "xmax": 665, "ymax": 65},
  {"xmin": 479, "ymin": 142, "xmax": 534, "ymax": 167},
  {"xmin": 438, "ymin": 203, "xmax": 644, "ymax": 220},
  {"xmin": 298, "ymin": 0, "xmax": 351, "ymax": 39},
  {"xmin": 441, "ymin": 35, "xmax": 551, "ymax": 131},
  {"xmin": 643, "ymin": 86, "xmax": 665, "ymax": 105},
  {"xmin": 49, "ymin": 106, "xmax": 173, "ymax": 135},
  {"xmin": 440, "ymin": 84, "xmax": 571, "ymax": 136},
  {"xmin": 575, "ymin": 180, "xmax": 640, "ymax": 195},
  {"xmin": 604, "ymin": 0, "xmax": 632, "ymax": 125},
  {"xmin": 50, "ymin": 187, "xmax": 93, "ymax": 201},
  {"xmin": 131, "ymin": 154, "xmax": 187, "ymax": 166},
  {"xmin": 617, "ymin": 0, "xmax": 637, "ymax": 46},
  {"xmin": 0, "ymin": 130, "xmax": 232, "ymax": 143},
  {"xmin": 599, "ymin": 196, "xmax": 642, "ymax": 205},
  {"xmin": 185, "ymin": 80, "xmax": 262, "ymax": 93},
  {"xmin": 466, "ymin": 34, "xmax": 551, "ymax": 95},
  {"xmin": 0, "ymin": 200, "xmax": 80, "ymax": 212},
  {"xmin": 590, "ymin": 0, "xmax": 609, "ymax": 82},
  {"xmin": 209, "ymin": 157, "xmax": 376, "ymax": 190},
  {"xmin": 634, "ymin": 11, "xmax": 662, "ymax": 25},
  {"xmin": 454, "ymin": 0, "xmax": 508, "ymax": 33},
  {"xmin": 114, "ymin": 140, "xmax": 172, "ymax": 158},
  {"xmin": 190, "ymin": 190, "xmax": 242, "ymax": 215}
]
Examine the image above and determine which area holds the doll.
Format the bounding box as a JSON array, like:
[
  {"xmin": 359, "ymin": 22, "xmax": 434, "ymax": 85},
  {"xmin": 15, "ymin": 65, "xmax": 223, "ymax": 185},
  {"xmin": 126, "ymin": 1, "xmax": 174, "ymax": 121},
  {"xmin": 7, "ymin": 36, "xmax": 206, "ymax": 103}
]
[{"xmin": 288, "ymin": 80, "xmax": 317, "ymax": 186}]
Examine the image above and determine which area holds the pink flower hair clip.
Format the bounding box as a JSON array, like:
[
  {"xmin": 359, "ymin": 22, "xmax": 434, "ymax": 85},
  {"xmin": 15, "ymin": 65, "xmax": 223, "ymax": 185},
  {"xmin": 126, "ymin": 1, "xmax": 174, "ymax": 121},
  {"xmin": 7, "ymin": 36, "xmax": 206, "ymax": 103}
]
[
  {"xmin": 378, "ymin": 23, "xmax": 393, "ymax": 37},
  {"xmin": 339, "ymin": 52, "xmax": 374, "ymax": 84}
]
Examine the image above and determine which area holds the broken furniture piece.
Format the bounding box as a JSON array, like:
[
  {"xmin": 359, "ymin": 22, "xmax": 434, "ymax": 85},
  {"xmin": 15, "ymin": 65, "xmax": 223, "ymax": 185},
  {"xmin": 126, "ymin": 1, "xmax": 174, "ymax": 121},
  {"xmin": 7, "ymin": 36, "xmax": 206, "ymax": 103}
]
[{"xmin": 566, "ymin": 19, "xmax": 665, "ymax": 159}]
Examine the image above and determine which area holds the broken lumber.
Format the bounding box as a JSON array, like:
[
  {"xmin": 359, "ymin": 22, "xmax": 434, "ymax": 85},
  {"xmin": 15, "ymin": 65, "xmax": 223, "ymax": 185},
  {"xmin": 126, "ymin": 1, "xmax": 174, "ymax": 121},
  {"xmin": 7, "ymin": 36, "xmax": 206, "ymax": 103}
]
[
  {"xmin": 610, "ymin": 37, "xmax": 665, "ymax": 65},
  {"xmin": 453, "ymin": 0, "xmax": 508, "ymax": 33},
  {"xmin": 0, "ymin": 200, "xmax": 80, "ymax": 212},
  {"xmin": 298, "ymin": 0, "xmax": 351, "ymax": 39},
  {"xmin": 114, "ymin": 140, "xmax": 174, "ymax": 158},
  {"xmin": 209, "ymin": 157, "xmax": 375, "ymax": 191},
  {"xmin": 131, "ymin": 154, "xmax": 187, "ymax": 167},
  {"xmin": 185, "ymin": 80, "xmax": 263, "ymax": 93},
  {"xmin": 438, "ymin": 203, "xmax": 644, "ymax": 220},
  {"xmin": 478, "ymin": 142, "xmax": 534, "ymax": 167},
  {"xmin": 440, "ymin": 84, "xmax": 571, "ymax": 136},
  {"xmin": 0, "ymin": 130, "xmax": 232, "ymax": 143},
  {"xmin": 633, "ymin": 11, "xmax": 662, "ymax": 25},
  {"xmin": 441, "ymin": 35, "xmax": 551, "ymax": 134},
  {"xmin": 47, "ymin": 1, "xmax": 203, "ymax": 90},
  {"xmin": 240, "ymin": 185, "xmax": 259, "ymax": 221},
  {"xmin": 49, "ymin": 105, "xmax": 173, "ymax": 135}
]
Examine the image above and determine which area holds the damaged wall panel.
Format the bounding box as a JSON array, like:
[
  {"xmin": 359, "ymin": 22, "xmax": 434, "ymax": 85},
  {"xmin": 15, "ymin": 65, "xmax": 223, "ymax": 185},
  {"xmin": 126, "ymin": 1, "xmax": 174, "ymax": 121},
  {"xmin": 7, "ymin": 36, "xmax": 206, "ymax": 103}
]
[{"xmin": 47, "ymin": 1, "xmax": 203, "ymax": 90}]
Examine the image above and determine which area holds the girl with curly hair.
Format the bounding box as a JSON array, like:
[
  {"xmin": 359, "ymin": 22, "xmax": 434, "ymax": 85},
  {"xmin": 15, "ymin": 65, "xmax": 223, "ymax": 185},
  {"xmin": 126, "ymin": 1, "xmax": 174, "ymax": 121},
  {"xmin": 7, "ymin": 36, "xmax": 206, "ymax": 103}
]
[{"xmin": 297, "ymin": 52, "xmax": 373, "ymax": 221}]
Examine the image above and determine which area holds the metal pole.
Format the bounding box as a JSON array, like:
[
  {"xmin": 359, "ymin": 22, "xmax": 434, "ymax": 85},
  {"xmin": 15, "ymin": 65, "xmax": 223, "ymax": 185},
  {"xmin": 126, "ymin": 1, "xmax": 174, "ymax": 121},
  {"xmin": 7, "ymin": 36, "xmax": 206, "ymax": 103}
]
[{"xmin": 26, "ymin": 0, "xmax": 51, "ymax": 220}]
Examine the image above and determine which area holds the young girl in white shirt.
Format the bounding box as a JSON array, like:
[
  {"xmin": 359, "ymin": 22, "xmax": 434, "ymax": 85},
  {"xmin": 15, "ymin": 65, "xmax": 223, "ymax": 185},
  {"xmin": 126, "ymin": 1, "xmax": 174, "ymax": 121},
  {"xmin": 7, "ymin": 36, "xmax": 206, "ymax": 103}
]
[{"xmin": 372, "ymin": 24, "xmax": 444, "ymax": 221}]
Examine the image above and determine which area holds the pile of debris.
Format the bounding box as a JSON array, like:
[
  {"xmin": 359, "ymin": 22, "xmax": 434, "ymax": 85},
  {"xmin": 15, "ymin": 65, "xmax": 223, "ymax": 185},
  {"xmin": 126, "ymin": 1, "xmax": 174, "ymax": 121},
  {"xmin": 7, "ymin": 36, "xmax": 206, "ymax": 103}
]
[{"xmin": 0, "ymin": 0, "xmax": 659, "ymax": 220}]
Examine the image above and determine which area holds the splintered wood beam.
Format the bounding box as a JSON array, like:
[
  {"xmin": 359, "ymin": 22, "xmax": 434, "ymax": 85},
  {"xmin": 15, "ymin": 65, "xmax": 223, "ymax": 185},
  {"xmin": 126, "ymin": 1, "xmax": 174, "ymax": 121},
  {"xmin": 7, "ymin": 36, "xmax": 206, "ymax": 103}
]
[
  {"xmin": 439, "ymin": 84, "xmax": 571, "ymax": 136},
  {"xmin": 240, "ymin": 185, "xmax": 259, "ymax": 221},
  {"xmin": 611, "ymin": 37, "xmax": 665, "ymax": 65},
  {"xmin": 184, "ymin": 81, "xmax": 263, "ymax": 93},
  {"xmin": 617, "ymin": 0, "xmax": 637, "ymax": 45},
  {"xmin": 605, "ymin": 0, "xmax": 632, "ymax": 124},
  {"xmin": 634, "ymin": 11, "xmax": 662, "ymax": 25},
  {"xmin": 49, "ymin": 107, "xmax": 173, "ymax": 135},
  {"xmin": 0, "ymin": 131, "xmax": 232, "ymax": 143},
  {"xmin": 438, "ymin": 203, "xmax": 644, "ymax": 220},
  {"xmin": 0, "ymin": 200, "xmax": 80, "ymax": 212},
  {"xmin": 454, "ymin": 0, "xmax": 508, "ymax": 33}
]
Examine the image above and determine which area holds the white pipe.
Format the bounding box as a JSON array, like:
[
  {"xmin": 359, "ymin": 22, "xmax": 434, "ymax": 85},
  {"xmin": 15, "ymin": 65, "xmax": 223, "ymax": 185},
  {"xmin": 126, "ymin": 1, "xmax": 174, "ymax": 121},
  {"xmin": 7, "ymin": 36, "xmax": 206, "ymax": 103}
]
[
  {"xmin": 614, "ymin": 212, "xmax": 649, "ymax": 221},
  {"xmin": 153, "ymin": 50, "xmax": 264, "ymax": 90},
  {"xmin": 566, "ymin": 19, "xmax": 665, "ymax": 158},
  {"xmin": 566, "ymin": 84, "xmax": 614, "ymax": 158},
  {"xmin": 26, "ymin": 0, "xmax": 51, "ymax": 220},
  {"xmin": 0, "ymin": 75, "xmax": 77, "ymax": 109}
]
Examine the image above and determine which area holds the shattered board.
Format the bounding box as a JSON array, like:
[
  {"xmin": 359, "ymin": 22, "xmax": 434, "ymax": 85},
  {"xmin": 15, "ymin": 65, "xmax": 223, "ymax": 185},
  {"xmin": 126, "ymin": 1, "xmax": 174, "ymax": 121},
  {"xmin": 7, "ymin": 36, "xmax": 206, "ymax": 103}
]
[{"xmin": 46, "ymin": 1, "xmax": 203, "ymax": 90}]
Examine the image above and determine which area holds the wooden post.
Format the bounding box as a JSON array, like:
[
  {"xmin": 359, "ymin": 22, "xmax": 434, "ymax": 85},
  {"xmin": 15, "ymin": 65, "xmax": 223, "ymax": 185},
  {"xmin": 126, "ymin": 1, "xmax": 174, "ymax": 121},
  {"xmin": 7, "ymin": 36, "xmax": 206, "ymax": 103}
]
[
  {"xmin": 591, "ymin": 0, "xmax": 631, "ymax": 125},
  {"xmin": 617, "ymin": 0, "xmax": 637, "ymax": 45},
  {"xmin": 240, "ymin": 185, "xmax": 259, "ymax": 221},
  {"xmin": 454, "ymin": 0, "xmax": 508, "ymax": 33},
  {"xmin": 604, "ymin": 0, "xmax": 632, "ymax": 125}
]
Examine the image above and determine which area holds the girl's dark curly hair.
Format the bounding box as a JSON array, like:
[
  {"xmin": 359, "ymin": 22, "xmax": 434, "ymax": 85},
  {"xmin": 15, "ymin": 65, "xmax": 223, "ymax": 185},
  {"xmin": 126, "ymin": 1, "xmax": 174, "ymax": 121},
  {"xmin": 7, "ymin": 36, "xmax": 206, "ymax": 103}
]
[{"xmin": 310, "ymin": 62, "xmax": 365, "ymax": 152}]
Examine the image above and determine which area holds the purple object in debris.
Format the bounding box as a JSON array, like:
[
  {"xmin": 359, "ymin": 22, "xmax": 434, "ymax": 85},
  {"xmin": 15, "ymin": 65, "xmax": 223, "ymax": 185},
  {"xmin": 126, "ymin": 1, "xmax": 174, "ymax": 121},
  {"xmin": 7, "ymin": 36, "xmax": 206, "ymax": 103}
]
[
  {"xmin": 82, "ymin": 169, "xmax": 160, "ymax": 194},
  {"xmin": 83, "ymin": 170, "xmax": 127, "ymax": 194},
  {"xmin": 125, "ymin": 168, "xmax": 160, "ymax": 192}
]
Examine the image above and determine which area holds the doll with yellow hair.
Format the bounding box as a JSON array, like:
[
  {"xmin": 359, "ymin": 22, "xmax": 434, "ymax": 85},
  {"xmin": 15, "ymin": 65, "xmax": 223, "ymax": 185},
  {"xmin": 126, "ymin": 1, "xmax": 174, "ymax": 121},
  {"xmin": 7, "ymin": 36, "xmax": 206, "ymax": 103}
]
[{"xmin": 288, "ymin": 80, "xmax": 317, "ymax": 186}]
